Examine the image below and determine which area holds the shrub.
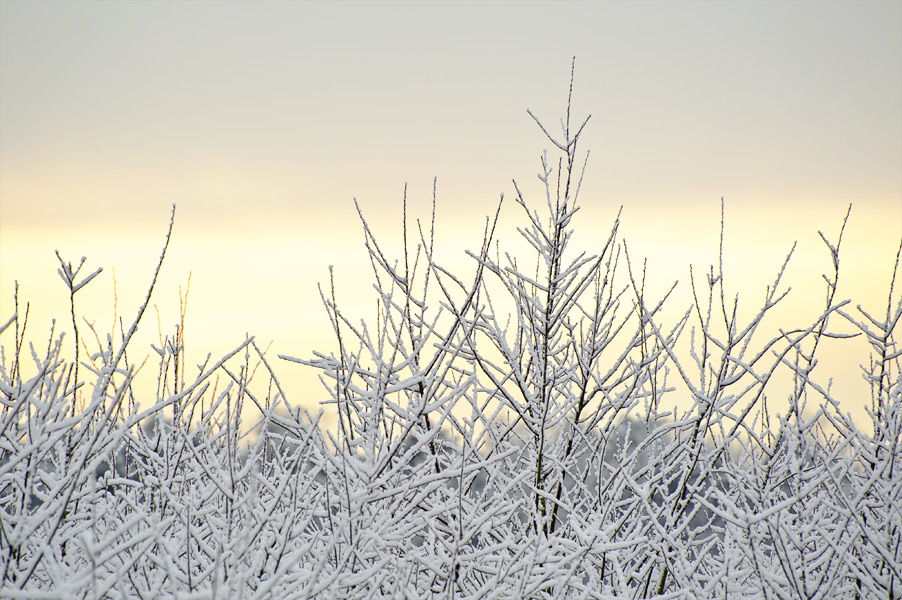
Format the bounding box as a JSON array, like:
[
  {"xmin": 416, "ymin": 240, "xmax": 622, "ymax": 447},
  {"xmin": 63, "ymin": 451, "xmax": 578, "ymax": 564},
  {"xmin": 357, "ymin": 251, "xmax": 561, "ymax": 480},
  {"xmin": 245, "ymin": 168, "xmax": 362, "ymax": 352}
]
[{"xmin": 1, "ymin": 64, "xmax": 900, "ymax": 599}]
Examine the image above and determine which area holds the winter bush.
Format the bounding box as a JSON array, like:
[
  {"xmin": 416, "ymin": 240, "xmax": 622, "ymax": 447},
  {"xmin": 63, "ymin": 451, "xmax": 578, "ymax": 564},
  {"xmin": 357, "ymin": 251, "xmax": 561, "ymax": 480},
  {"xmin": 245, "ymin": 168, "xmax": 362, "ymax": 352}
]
[{"xmin": 2, "ymin": 67, "xmax": 900, "ymax": 599}]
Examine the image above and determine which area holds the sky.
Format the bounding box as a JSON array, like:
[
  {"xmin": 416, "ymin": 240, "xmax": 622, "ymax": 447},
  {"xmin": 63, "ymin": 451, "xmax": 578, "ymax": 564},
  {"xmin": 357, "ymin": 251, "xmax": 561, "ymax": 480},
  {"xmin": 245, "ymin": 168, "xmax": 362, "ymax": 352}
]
[{"xmin": 1, "ymin": 0, "xmax": 900, "ymax": 429}]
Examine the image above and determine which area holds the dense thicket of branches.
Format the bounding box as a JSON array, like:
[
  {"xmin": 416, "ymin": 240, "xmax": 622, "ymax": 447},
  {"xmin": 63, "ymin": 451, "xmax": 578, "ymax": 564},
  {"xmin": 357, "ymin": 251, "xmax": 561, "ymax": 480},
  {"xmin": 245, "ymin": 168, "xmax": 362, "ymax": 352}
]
[{"xmin": 2, "ymin": 73, "xmax": 900, "ymax": 599}]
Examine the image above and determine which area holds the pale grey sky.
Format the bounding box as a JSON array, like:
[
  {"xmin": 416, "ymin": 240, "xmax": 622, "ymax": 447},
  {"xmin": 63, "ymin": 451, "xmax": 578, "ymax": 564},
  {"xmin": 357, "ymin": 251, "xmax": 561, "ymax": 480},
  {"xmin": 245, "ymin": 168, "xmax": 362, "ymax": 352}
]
[{"xmin": 1, "ymin": 0, "xmax": 900, "ymax": 425}]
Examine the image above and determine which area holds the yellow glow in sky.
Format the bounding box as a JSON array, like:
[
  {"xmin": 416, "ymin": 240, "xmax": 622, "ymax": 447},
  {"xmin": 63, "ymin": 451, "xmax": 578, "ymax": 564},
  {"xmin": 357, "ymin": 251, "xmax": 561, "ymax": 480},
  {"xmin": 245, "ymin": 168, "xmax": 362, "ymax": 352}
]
[{"xmin": 1, "ymin": 1, "xmax": 900, "ymax": 430}]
